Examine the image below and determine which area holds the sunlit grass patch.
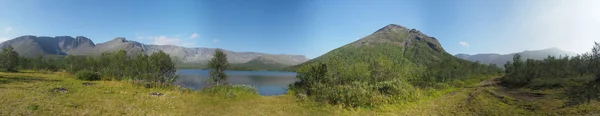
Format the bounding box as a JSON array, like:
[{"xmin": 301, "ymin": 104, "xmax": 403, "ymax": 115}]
[
  {"xmin": 0, "ymin": 71, "xmax": 333, "ymax": 115},
  {"xmin": 3, "ymin": 71, "xmax": 600, "ymax": 115}
]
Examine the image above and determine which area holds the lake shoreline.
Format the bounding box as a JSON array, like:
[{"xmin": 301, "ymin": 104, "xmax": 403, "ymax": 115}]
[{"xmin": 175, "ymin": 69, "xmax": 298, "ymax": 96}]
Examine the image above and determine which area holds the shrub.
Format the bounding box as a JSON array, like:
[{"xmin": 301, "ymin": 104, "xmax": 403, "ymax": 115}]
[
  {"xmin": 290, "ymin": 51, "xmax": 502, "ymax": 108},
  {"xmin": 202, "ymin": 85, "xmax": 258, "ymax": 98},
  {"xmin": 76, "ymin": 70, "xmax": 100, "ymax": 81},
  {"xmin": 290, "ymin": 58, "xmax": 421, "ymax": 108},
  {"xmin": 374, "ymin": 79, "xmax": 420, "ymax": 103}
]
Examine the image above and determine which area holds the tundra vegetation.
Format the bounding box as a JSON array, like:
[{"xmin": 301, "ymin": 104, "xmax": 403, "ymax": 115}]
[
  {"xmin": 502, "ymin": 42, "xmax": 600, "ymax": 107},
  {"xmin": 3, "ymin": 41, "xmax": 600, "ymax": 115}
]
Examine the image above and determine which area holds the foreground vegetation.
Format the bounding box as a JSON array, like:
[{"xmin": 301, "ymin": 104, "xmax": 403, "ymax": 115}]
[
  {"xmin": 0, "ymin": 71, "xmax": 326, "ymax": 115},
  {"xmin": 289, "ymin": 43, "xmax": 503, "ymax": 107},
  {"xmin": 502, "ymin": 42, "xmax": 600, "ymax": 106},
  {"xmin": 3, "ymin": 41, "xmax": 600, "ymax": 115},
  {"xmin": 4, "ymin": 71, "xmax": 600, "ymax": 115},
  {"xmin": 0, "ymin": 45, "xmax": 178, "ymax": 88}
]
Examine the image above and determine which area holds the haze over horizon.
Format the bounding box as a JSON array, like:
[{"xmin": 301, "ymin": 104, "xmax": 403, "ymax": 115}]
[{"xmin": 0, "ymin": 0, "xmax": 598, "ymax": 58}]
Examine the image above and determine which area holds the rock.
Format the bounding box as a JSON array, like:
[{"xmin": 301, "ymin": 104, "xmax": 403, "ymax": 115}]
[
  {"xmin": 52, "ymin": 88, "xmax": 68, "ymax": 93},
  {"xmin": 150, "ymin": 92, "xmax": 164, "ymax": 96},
  {"xmin": 82, "ymin": 82, "xmax": 97, "ymax": 86}
]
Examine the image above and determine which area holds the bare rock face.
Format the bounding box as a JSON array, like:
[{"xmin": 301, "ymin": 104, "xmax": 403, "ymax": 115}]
[{"xmin": 0, "ymin": 35, "xmax": 309, "ymax": 65}]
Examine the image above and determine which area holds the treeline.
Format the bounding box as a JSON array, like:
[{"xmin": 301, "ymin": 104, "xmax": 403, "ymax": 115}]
[
  {"xmin": 290, "ymin": 47, "xmax": 502, "ymax": 108},
  {"xmin": 501, "ymin": 42, "xmax": 600, "ymax": 105},
  {"xmin": 415, "ymin": 58, "xmax": 502, "ymax": 87},
  {"xmin": 502, "ymin": 42, "xmax": 600, "ymax": 89},
  {"xmin": 0, "ymin": 46, "xmax": 177, "ymax": 87},
  {"xmin": 501, "ymin": 43, "xmax": 600, "ymax": 105},
  {"xmin": 175, "ymin": 63, "xmax": 285, "ymax": 71},
  {"xmin": 502, "ymin": 54, "xmax": 594, "ymax": 89}
]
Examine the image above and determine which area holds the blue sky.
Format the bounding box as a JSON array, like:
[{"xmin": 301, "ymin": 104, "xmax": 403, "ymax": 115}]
[{"xmin": 0, "ymin": 0, "xmax": 599, "ymax": 58}]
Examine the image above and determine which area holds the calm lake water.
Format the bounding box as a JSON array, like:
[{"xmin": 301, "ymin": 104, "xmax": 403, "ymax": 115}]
[{"xmin": 174, "ymin": 69, "xmax": 299, "ymax": 96}]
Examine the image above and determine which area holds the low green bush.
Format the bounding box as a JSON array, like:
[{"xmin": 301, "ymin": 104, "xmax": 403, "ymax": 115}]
[
  {"xmin": 290, "ymin": 60, "xmax": 416, "ymax": 108},
  {"xmin": 202, "ymin": 85, "xmax": 258, "ymax": 98},
  {"xmin": 75, "ymin": 70, "xmax": 100, "ymax": 81}
]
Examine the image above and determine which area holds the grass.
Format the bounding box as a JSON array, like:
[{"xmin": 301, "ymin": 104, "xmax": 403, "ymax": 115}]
[
  {"xmin": 0, "ymin": 71, "xmax": 332, "ymax": 116},
  {"xmin": 2, "ymin": 71, "xmax": 600, "ymax": 115}
]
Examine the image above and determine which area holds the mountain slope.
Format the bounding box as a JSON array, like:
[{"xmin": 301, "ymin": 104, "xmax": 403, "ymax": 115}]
[
  {"xmin": 287, "ymin": 24, "xmax": 502, "ymax": 108},
  {"xmin": 0, "ymin": 35, "xmax": 308, "ymax": 65},
  {"xmin": 230, "ymin": 56, "xmax": 290, "ymax": 70},
  {"xmin": 0, "ymin": 35, "xmax": 96, "ymax": 57},
  {"xmin": 289, "ymin": 24, "xmax": 457, "ymax": 71},
  {"xmin": 455, "ymin": 48, "xmax": 577, "ymax": 66}
]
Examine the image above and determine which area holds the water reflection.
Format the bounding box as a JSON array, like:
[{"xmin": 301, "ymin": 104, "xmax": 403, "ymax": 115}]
[{"xmin": 174, "ymin": 69, "xmax": 298, "ymax": 96}]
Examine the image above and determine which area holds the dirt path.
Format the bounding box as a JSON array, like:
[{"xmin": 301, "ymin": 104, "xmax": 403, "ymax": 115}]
[{"xmin": 471, "ymin": 76, "xmax": 544, "ymax": 101}]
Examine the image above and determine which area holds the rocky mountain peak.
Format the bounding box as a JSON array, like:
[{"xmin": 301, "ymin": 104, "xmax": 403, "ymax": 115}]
[
  {"xmin": 110, "ymin": 37, "xmax": 128, "ymax": 42},
  {"xmin": 375, "ymin": 24, "xmax": 409, "ymax": 33},
  {"xmin": 350, "ymin": 24, "xmax": 445, "ymax": 53}
]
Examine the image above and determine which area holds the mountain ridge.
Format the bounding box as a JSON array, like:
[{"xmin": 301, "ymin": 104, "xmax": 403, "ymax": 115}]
[
  {"xmin": 455, "ymin": 47, "xmax": 577, "ymax": 66},
  {"xmin": 0, "ymin": 35, "xmax": 308, "ymax": 65}
]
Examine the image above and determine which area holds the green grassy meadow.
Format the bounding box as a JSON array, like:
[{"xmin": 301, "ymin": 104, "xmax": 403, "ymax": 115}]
[{"xmin": 1, "ymin": 71, "xmax": 599, "ymax": 115}]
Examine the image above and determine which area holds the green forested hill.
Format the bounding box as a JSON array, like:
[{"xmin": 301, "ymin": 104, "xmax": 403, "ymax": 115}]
[
  {"xmin": 176, "ymin": 56, "xmax": 291, "ymax": 71},
  {"xmin": 288, "ymin": 24, "xmax": 502, "ymax": 107},
  {"xmin": 289, "ymin": 24, "xmax": 482, "ymax": 73},
  {"xmin": 234, "ymin": 56, "xmax": 289, "ymax": 70}
]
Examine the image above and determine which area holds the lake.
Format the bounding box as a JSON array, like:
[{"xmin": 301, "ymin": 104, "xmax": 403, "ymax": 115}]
[{"xmin": 174, "ymin": 69, "xmax": 299, "ymax": 96}]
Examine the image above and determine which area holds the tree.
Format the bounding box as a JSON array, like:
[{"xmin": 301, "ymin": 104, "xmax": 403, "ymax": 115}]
[
  {"xmin": 208, "ymin": 49, "xmax": 229, "ymax": 85},
  {"xmin": 369, "ymin": 55, "xmax": 397, "ymax": 83},
  {"xmin": 591, "ymin": 42, "xmax": 600, "ymax": 76},
  {"xmin": 133, "ymin": 53, "xmax": 151, "ymax": 80},
  {"xmin": 149, "ymin": 50, "xmax": 177, "ymax": 85},
  {"xmin": 0, "ymin": 46, "xmax": 19, "ymax": 72}
]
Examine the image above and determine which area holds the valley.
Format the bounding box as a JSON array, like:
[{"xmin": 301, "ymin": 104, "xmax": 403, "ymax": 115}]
[
  {"xmin": 1, "ymin": 0, "xmax": 598, "ymax": 115},
  {"xmin": 0, "ymin": 24, "xmax": 598, "ymax": 115},
  {"xmin": 3, "ymin": 71, "xmax": 599, "ymax": 115}
]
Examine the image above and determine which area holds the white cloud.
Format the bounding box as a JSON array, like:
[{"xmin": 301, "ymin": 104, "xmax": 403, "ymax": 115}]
[
  {"xmin": 148, "ymin": 36, "xmax": 181, "ymax": 45},
  {"xmin": 181, "ymin": 43, "xmax": 196, "ymax": 47},
  {"xmin": 3, "ymin": 27, "xmax": 12, "ymax": 33},
  {"xmin": 0, "ymin": 37, "xmax": 8, "ymax": 42},
  {"xmin": 190, "ymin": 33, "xmax": 199, "ymax": 39},
  {"xmin": 459, "ymin": 42, "xmax": 469, "ymax": 48},
  {"xmin": 136, "ymin": 33, "xmax": 199, "ymax": 47},
  {"xmin": 212, "ymin": 39, "xmax": 219, "ymax": 43}
]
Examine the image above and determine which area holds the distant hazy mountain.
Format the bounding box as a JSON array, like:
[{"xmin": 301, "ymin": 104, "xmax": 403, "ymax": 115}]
[
  {"xmin": 455, "ymin": 47, "xmax": 577, "ymax": 66},
  {"xmin": 0, "ymin": 35, "xmax": 308, "ymax": 66},
  {"xmin": 232, "ymin": 56, "xmax": 290, "ymax": 70}
]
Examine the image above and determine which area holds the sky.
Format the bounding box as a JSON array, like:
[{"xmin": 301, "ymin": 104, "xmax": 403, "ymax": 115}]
[{"xmin": 0, "ymin": 0, "xmax": 599, "ymax": 58}]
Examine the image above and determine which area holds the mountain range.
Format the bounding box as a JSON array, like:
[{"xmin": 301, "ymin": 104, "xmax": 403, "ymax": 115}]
[
  {"xmin": 0, "ymin": 28, "xmax": 578, "ymax": 71},
  {"xmin": 0, "ymin": 35, "xmax": 309, "ymax": 68},
  {"xmin": 455, "ymin": 48, "xmax": 577, "ymax": 67}
]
